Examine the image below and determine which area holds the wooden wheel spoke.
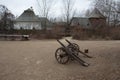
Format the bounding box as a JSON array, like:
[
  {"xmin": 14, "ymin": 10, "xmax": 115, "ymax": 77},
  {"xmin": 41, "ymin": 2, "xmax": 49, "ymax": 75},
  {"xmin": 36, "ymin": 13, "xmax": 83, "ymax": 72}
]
[
  {"xmin": 58, "ymin": 57, "xmax": 61, "ymax": 62},
  {"xmin": 55, "ymin": 47, "xmax": 69, "ymax": 64},
  {"xmin": 61, "ymin": 57, "xmax": 67, "ymax": 63}
]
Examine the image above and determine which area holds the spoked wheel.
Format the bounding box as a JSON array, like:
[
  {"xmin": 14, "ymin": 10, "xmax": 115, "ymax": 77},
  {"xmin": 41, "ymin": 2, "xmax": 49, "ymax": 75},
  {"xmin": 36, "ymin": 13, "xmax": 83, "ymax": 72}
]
[
  {"xmin": 55, "ymin": 47, "xmax": 69, "ymax": 64},
  {"xmin": 67, "ymin": 43, "xmax": 79, "ymax": 56},
  {"xmin": 71, "ymin": 43, "xmax": 79, "ymax": 51}
]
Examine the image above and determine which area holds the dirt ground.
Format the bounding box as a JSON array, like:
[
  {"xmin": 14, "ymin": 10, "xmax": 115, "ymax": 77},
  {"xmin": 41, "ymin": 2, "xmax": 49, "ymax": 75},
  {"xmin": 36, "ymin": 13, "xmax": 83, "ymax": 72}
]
[{"xmin": 0, "ymin": 40, "xmax": 120, "ymax": 80}]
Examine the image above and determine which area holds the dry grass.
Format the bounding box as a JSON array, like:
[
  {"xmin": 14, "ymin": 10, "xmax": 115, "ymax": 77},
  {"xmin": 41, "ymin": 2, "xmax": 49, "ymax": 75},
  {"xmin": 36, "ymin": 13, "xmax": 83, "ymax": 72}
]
[{"xmin": 0, "ymin": 40, "xmax": 120, "ymax": 80}]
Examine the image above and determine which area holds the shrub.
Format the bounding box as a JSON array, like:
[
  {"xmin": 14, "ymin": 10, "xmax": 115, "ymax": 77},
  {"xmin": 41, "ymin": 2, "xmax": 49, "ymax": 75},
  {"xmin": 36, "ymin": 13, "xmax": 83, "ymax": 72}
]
[{"xmin": 109, "ymin": 27, "xmax": 120, "ymax": 40}]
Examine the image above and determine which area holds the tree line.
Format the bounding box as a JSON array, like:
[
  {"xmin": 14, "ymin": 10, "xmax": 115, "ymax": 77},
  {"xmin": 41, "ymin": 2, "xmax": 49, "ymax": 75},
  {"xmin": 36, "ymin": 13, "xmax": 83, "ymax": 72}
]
[
  {"xmin": 0, "ymin": 5, "xmax": 15, "ymax": 33},
  {"xmin": 1, "ymin": 0, "xmax": 120, "ymax": 30},
  {"xmin": 0, "ymin": 0, "xmax": 120, "ymax": 40},
  {"xmin": 36, "ymin": 0, "xmax": 120, "ymax": 27},
  {"xmin": 93, "ymin": 0, "xmax": 120, "ymax": 27}
]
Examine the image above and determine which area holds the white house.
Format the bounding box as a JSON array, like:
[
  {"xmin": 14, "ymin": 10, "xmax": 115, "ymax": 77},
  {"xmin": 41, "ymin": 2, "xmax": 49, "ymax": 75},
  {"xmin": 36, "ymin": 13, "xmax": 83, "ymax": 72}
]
[{"xmin": 14, "ymin": 8, "xmax": 52, "ymax": 30}]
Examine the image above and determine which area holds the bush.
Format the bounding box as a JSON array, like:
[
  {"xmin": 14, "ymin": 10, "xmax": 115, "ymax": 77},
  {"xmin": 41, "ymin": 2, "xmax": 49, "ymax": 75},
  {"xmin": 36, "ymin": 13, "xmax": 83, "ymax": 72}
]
[
  {"xmin": 109, "ymin": 27, "xmax": 120, "ymax": 40},
  {"xmin": 72, "ymin": 25, "xmax": 120, "ymax": 40},
  {"xmin": 1, "ymin": 25, "xmax": 120, "ymax": 40},
  {"xmin": 72, "ymin": 26, "xmax": 90, "ymax": 40},
  {"xmin": 11, "ymin": 26, "xmax": 63, "ymax": 40}
]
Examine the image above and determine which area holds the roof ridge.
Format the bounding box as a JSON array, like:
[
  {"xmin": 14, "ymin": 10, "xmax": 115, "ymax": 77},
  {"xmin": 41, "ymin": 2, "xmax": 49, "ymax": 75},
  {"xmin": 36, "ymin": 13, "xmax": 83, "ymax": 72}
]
[
  {"xmin": 89, "ymin": 8, "xmax": 105, "ymax": 18},
  {"xmin": 16, "ymin": 8, "xmax": 40, "ymax": 21}
]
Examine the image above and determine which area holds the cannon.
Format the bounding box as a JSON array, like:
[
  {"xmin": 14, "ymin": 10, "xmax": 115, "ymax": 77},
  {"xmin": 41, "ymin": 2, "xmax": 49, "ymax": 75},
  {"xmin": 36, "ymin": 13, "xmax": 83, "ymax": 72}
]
[
  {"xmin": 55, "ymin": 39, "xmax": 92, "ymax": 67},
  {"xmin": 65, "ymin": 39, "xmax": 92, "ymax": 58}
]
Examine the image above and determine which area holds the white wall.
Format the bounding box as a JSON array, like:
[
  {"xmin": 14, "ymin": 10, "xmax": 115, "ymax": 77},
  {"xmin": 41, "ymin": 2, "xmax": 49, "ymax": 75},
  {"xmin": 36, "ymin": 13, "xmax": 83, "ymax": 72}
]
[{"xmin": 14, "ymin": 21, "xmax": 42, "ymax": 30}]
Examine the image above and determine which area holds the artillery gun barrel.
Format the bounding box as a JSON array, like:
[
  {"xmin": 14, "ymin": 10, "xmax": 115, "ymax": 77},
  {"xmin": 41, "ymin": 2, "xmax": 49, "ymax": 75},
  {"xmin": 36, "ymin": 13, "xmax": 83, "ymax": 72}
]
[
  {"xmin": 65, "ymin": 39, "xmax": 92, "ymax": 58},
  {"xmin": 78, "ymin": 50, "xmax": 92, "ymax": 58}
]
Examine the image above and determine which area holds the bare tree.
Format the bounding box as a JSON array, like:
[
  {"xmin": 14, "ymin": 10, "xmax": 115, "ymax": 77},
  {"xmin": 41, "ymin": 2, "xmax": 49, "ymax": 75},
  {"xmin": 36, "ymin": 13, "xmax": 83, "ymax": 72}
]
[
  {"xmin": 36, "ymin": 0, "xmax": 55, "ymax": 30},
  {"xmin": 61, "ymin": 0, "xmax": 76, "ymax": 36},
  {"xmin": 85, "ymin": 9, "xmax": 91, "ymax": 17},
  {"xmin": 62, "ymin": 0, "xmax": 76, "ymax": 26},
  {"xmin": 0, "ymin": 5, "xmax": 15, "ymax": 33},
  {"xmin": 93, "ymin": 0, "xmax": 120, "ymax": 26},
  {"xmin": 94, "ymin": 0, "xmax": 113, "ymax": 25},
  {"xmin": 113, "ymin": 1, "xmax": 120, "ymax": 27},
  {"xmin": 36, "ymin": 0, "xmax": 54, "ymax": 18}
]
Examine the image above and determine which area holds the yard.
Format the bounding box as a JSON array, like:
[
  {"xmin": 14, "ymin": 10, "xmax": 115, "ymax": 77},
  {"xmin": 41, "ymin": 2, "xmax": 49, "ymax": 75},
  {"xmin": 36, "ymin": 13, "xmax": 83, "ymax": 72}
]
[{"xmin": 0, "ymin": 40, "xmax": 120, "ymax": 80}]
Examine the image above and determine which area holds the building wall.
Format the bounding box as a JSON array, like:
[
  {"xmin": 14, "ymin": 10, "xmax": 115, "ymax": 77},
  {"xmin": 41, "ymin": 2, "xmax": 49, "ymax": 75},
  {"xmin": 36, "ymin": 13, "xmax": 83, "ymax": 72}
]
[
  {"xmin": 14, "ymin": 21, "xmax": 42, "ymax": 30},
  {"xmin": 71, "ymin": 19, "xmax": 91, "ymax": 28},
  {"xmin": 89, "ymin": 18, "xmax": 106, "ymax": 28}
]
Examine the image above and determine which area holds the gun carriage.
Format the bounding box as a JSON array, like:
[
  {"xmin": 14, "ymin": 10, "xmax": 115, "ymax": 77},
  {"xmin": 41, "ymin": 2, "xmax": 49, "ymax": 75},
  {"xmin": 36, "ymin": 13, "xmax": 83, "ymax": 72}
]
[{"xmin": 55, "ymin": 39, "xmax": 92, "ymax": 67}]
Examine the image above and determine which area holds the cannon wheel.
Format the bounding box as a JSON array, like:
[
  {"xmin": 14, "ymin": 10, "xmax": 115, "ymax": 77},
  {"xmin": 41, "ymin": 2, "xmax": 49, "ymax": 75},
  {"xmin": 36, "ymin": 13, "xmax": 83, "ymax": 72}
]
[
  {"xmin": 71, "ymin": 43, "xmax": 79, "ymax": 51},
  {"xmin": 55, "ymin": 47, "xmax": 69, "ymax": 64},
  {"xmin": 67, "ymin": 43, "xmax": 79, "ymax": 56}
]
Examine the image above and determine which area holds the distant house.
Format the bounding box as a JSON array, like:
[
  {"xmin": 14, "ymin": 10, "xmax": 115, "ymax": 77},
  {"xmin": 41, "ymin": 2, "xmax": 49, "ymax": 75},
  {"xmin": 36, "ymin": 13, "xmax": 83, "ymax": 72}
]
[
  {"xmin": 71, "ymin": 8, "xmax": 106, "ymax": 28},
  {"xmin": 14, "ymin": 8, "xmax": 52, "ymax": 30},
  {"xmin": 71, "ymin": 17, "xmax": 91, "ymax": 28}
]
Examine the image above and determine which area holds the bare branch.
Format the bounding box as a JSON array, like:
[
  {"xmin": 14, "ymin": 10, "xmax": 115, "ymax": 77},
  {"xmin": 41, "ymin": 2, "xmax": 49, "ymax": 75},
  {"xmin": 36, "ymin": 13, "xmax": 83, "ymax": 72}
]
[{"xmin": 62, "ymin": 0, "xmax": 76, "ymax": 25}]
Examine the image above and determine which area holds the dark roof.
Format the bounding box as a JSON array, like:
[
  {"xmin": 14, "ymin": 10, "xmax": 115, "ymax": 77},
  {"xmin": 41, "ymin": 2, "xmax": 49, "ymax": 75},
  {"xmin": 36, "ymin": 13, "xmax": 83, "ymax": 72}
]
[
  {"xmin": 16, "ymin": 8, "xmax": 40, "ymax": 21},
  {"xmin": 89, "ymin": 8, "xmax": 106, "ymax": 19}
]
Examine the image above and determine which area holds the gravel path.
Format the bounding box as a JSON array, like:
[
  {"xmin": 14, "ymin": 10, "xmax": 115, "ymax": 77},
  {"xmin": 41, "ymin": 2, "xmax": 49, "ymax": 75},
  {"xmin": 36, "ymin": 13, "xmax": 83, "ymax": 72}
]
[{"xmin": 0, "ymin": 40, "xmax": 120, "ymax": 80}]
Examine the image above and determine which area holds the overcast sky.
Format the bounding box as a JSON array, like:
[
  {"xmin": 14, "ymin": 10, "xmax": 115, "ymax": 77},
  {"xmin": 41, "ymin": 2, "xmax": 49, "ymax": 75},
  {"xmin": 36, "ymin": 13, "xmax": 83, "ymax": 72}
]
[{"xmin": 0, "ymin": 0, "xmax": 93, "ymax": 17}]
